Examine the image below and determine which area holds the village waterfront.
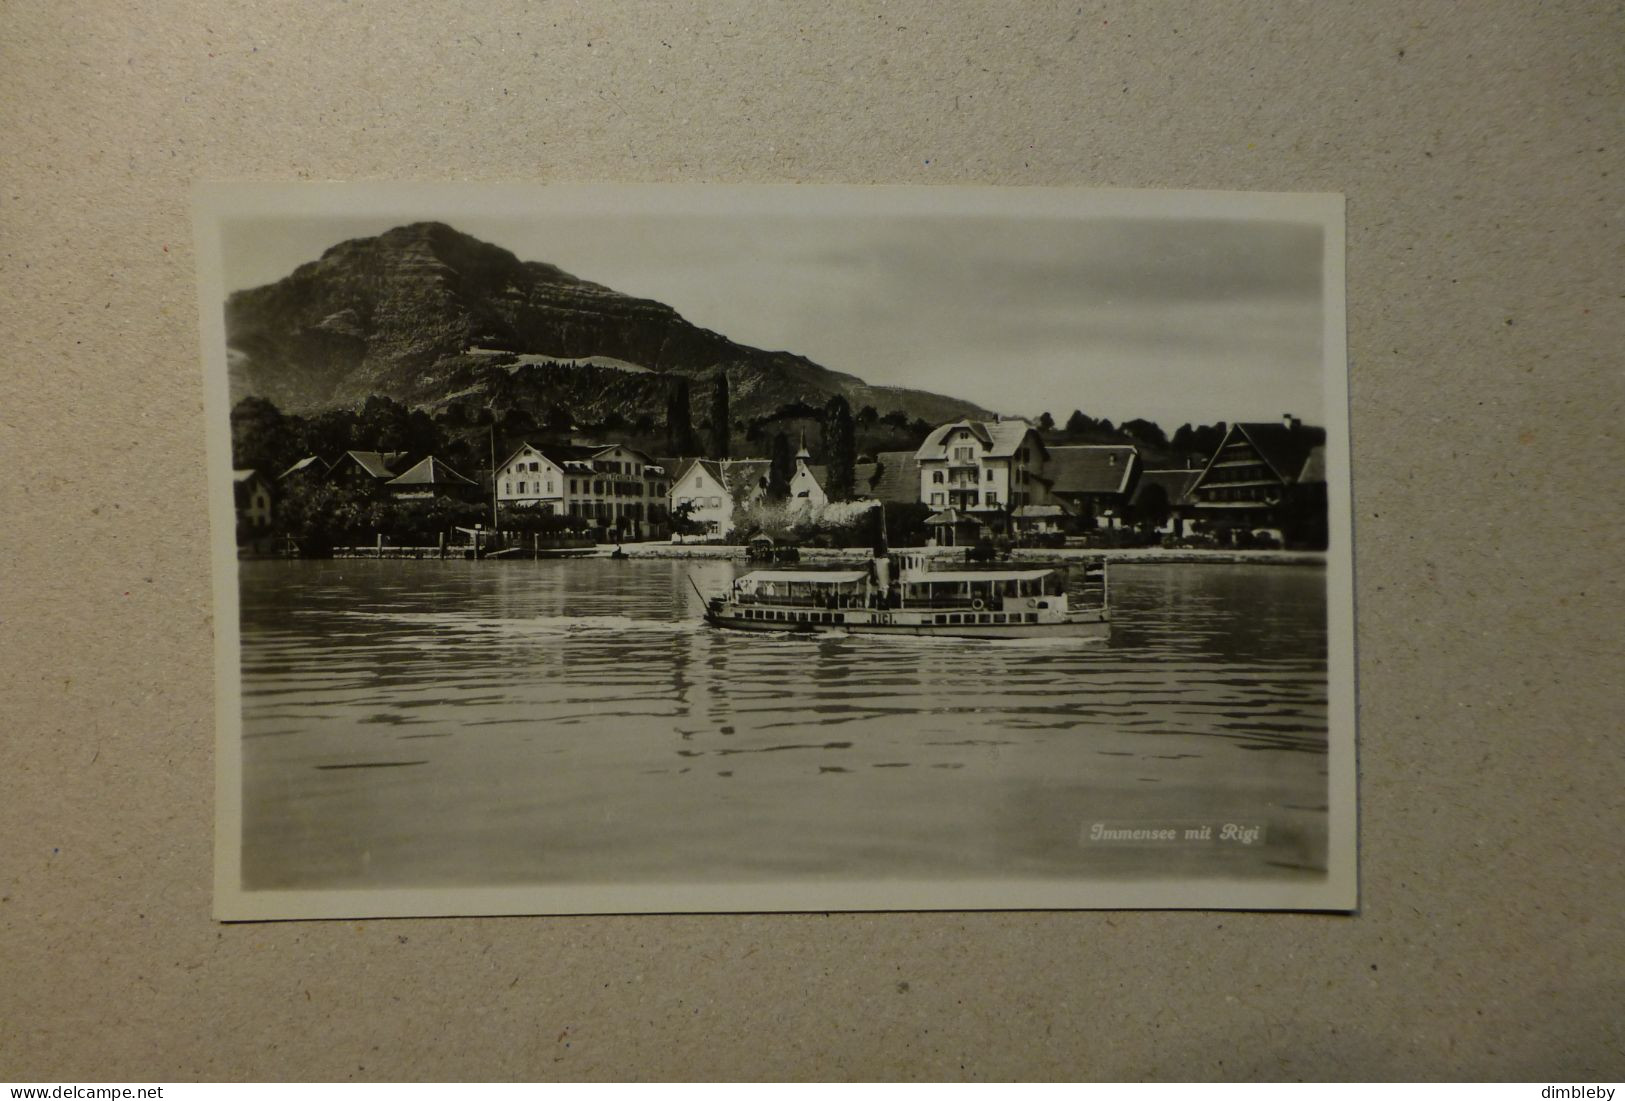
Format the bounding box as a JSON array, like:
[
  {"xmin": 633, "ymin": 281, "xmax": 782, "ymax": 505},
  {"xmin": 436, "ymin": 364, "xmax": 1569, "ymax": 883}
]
[{"xmin": 238, "ymin": 553, "xmax": 1329, "ymax": 891}]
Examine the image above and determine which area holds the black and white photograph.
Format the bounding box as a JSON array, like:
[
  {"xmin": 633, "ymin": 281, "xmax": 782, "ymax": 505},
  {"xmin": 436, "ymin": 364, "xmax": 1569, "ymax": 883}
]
[{"xmin": 198, "ymin": 183, "xmax": 1355, "ymax": 918}]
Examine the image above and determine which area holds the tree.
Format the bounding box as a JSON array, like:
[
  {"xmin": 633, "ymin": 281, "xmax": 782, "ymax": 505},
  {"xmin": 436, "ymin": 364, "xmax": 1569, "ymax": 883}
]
[
  {"xmin": 670, "ymin": 499, "xmax": 704, "ymax": 536},
  {"xmin": 500, "ymin": 406, "xmax": 538, "ymax": 436},
  {"xmin": 881, "ymin": 409, "xmax": 911, "ymax": 430},
  {"xmin": 230, "ymin": 396, "xmax": 300, "ymax": 475},
  {"xmin": 822, "ymin": 394, "xmax": 856, "ymax": 500},
  {"xmin": 539, "ymin": 405, "xmax": 572, "ymax": 433},
  {"xmin": 1132, "ymin": 482, "xmax": 1170, "ymax": 533},
  {"xmin": 1037, "ymin": 411, "xmax": 1056, "ymax": 433},
  {"xmin": 768, "ymin": 432, "xmax": 794, "ymax": 501},
  {"xmin": 1066, "ymin": 409, "xmax": 1092, "ymax": 435},
  {"xmin": 1121, "ymin": 418, "xmax": 1169, "ymax": 449},
  {"xmin": 666, "ymin": 376, "xmax": 695, "ymax": 455},
  {"xmin": 856, "ymin": 404, "xmax": 878, "ymax": 426},
  {"xmin": 709, "ymin": 371, "xmax": 730, "ymax": 459}
]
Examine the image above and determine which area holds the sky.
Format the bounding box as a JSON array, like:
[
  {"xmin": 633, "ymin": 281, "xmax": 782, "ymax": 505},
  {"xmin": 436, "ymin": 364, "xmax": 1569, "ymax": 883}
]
[{"xmin": 222, "ymin": 205, "xmax": 1328, "ymax": 431}]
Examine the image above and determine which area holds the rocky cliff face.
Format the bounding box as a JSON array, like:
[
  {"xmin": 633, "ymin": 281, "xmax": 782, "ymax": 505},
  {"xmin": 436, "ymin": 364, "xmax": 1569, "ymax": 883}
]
[{"xmin": 225, "ymin": 222, "xmax": 986, "ymax": 425}]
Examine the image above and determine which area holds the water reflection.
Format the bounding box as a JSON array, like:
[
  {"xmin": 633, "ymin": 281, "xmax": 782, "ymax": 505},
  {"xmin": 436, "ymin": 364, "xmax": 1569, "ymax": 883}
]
[{"xmin": 238, "ymin": 559, "xmax": 1329, "ymax": 889}]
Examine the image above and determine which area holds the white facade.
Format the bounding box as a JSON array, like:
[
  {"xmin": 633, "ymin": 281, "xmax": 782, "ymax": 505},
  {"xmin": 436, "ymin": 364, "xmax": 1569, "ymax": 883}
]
[
  {"xmin": 788, "ymin": 457, "xmax": 828, "ymax": 507},
  {"xmin": 914, "ymin": 420, "xmax": 1050, "ymax": 515},
  {"xmin": 668, "ymin": 459, "xmax": 770, "ymax": 539},
  {"xmin": 496, "ymin": 442, "xmax": 669, "ymax": 539}
]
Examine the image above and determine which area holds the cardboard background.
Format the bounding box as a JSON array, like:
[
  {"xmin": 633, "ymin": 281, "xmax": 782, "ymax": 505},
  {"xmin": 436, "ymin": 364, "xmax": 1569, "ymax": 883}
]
[{"xmin": 2, "ymin": 1, "xmax": 1619, "ymax": 1080}]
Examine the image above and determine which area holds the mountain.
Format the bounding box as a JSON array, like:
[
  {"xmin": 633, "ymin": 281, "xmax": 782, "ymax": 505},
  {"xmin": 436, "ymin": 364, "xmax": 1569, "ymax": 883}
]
[{"xmin": 224, "ymin": 222, "xmax": 990, "ymax": 426}]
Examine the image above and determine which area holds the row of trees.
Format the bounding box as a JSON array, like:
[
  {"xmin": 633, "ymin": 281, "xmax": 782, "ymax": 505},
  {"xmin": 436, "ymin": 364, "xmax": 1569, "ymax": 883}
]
[
  {"xmin": 1030, "ymin": 409, "xmax": 1232, "ymax": 463},
  {"xmin": 254, "ymin": 479, "xmax": 490, "ymax": 556}
]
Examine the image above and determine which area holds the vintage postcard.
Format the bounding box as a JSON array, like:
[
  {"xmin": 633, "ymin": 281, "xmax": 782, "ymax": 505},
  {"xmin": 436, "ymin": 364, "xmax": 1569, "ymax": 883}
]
[{"xmin": 197, "ymin": 183, "xmax": 1355, "ymax": 918}]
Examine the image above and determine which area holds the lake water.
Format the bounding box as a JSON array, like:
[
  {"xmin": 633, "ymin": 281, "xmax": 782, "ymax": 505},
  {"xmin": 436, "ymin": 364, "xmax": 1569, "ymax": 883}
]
[{"xmin": 237, "ymin": 557, "xmax": 1330, "ymax": 890}]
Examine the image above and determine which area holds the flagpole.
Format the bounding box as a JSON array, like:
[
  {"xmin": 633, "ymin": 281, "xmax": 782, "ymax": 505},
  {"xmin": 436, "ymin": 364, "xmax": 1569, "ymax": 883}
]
[{"xmin": 489, "ymin": 424, "xmax": 499, "ymax": 532}]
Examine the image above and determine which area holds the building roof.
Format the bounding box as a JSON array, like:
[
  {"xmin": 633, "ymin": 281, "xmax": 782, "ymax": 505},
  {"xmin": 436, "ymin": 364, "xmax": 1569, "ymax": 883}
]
[
  {"xmin": 386, "ymin": 455, "xmax": 476, "ymax": 488},
  {"xmin": 497, "ymin": 441, "xmax": 598, "ymax": 474},
  {"xmin": 738, "ymin": 570, "xmax": 869, "ymax": 585},
  {"xmin": 1298, "ymin": 445, "xmax": 1327, "ymax": 485},
  {"xmin": 1232, "ymin": 423, "xmax": 1328, "ymax": 484},
  {"xmin": 915, "ymin": 418, "xmax": 1040, "ymax": 461},
  {"xmin": 1047, "ymin": 446, "xmax": 1138, "ymax": 495},
  {"xmin": 794, "ymin": 462, "xmax": 829, "ymax": 491},
  {"xmin": 335, "ymin": 450, "xmax": 408, "ymax": 480},
  {"xmin": 1132, "ymin": 468, "xmax": 1202, "ymax": 507},
  {"xmin": 1012, "ymin": 503, "xmax": 1069, "ymax": 518},
  {"xmin": 232, "ymin": 468, "xmax": 263, "ymax": 484},
  {"xmin": 278, "ymin": 455, "xmax": 329, "ymax": 479},
  {"xmin": 855, "ymin": 451, "xmax": 921, "ymax": 503},
  {"xmin": 673, "ymin": 457, "xmax": 774, "ymax": 500},
  {"xmin": 924, "ymin": 508, "xmax": 974, "ymax": 525}
]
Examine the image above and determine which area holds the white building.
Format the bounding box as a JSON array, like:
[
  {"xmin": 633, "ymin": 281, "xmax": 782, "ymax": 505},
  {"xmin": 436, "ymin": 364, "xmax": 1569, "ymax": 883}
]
[
  {"xmin": 787, "ymin": 437, "xmax": 829, "ymax": 507},
  {"xmin": 668, "ymin": 458, "xmax": 771, "ymax": 539},
  {"xmin": 495, "ymin": 441, "xmax": 669, "ymax": 540},
  {"xmin": 912, "ymin": 418, "xmax": 1054, "ymax": 541}
]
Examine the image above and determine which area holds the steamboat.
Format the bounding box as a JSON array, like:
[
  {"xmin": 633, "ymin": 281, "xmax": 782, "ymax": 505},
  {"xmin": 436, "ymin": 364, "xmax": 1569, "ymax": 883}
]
[{"xmin": 701, "ymin": 551, "xmax": 1109, "ymax": 640}]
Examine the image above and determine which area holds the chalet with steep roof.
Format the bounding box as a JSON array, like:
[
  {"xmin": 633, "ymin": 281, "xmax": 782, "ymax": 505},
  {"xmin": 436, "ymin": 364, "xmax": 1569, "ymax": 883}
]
[
  {"xmin": 327, "ymin": 450, "xmax": 408, "ymax": 492},
  {"xmin": 1046, "ymin": 445, "xmax": 1141, "ymax": 528},
  {"xmin": 1187, "ymin": 417, "xmax": 1327, "ymax": 543},
  {"xmin": 385, "ymin": 456, "xmax": 479, "ymax": 501}
]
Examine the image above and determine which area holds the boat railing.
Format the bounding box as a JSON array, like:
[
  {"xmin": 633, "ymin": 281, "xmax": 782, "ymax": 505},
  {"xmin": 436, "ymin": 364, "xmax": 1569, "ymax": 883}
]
[{"xmin": 732, "ymin": 592, "xmax": 867, "ymax": 609}]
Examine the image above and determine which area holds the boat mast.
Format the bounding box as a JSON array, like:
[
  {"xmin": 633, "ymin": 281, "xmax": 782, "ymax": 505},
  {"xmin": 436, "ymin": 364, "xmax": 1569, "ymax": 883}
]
[{"xmin": 489, "ymin": 423, "xmax": 499, "ymax": 532}]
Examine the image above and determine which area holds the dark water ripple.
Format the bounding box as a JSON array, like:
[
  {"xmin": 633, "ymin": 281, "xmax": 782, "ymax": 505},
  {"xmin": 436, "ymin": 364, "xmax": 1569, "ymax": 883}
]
[{"xmin": 237, "ymin": 559, "xmax": 1331, "ymax": 889}]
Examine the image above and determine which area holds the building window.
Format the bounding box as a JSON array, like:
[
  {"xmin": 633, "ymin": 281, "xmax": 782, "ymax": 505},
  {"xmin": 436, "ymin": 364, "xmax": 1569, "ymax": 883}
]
[
  {"xmin": 517, "ymin": 481, "xmax": 526, "ymax": 494},
  {"xmin": 708, "ymin": 496, "xmax": 721, "ymax": 508},
  {"xmin": 503, "ymin": 481, "xmax": 510, "ymax": 494},
  {"xmin": 986, "ymin": 468, "xmax": 994, "ymax": 482},
  {"xmin": 546, "ymin": 480, "xmax": 554, "ymax": 493},
  {"xmin": 932, "ymin": 471, "xmax": 944, "ymax": 484},
  {"xmin": 985, "ymin": 492, "xmax": 997, "ymax": 506},
  {"xmin": 931, "ymin": 492, "xmax": 944, "ymax": 506}
]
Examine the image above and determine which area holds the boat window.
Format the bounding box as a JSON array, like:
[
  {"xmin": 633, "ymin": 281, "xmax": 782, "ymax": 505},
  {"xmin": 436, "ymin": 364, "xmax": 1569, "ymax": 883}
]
[
  {"xmin": 949, "ymin": 614, "xmax": 961, "ymax": 624},
  {"xmin": 1026, "ymin": 613, "xmax": 1038, "ymax": 623},
  {"xmin": 935, "ymin": 615, "xmax": 946, "ymax": 624},
  {"xmin": 834, "ymin": 614, "xmax": 844, "ymax": 624},
  {"xmin": 979, "ymin": 614, "xmax": 991, "ymax": 624},
  {"xmin": 994, "ymin": 614, "xmax": 1005, "ymax": 624}
]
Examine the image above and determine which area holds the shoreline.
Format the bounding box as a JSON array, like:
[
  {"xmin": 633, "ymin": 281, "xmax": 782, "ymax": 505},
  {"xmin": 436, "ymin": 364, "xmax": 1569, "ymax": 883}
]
[
  {"xmin": 269, "ymin": 543, "xmax": 1326, "ymax": 568},
  {"xmin": 602, "ymin": 543, "xmax": 1327, "ymax": 567}
]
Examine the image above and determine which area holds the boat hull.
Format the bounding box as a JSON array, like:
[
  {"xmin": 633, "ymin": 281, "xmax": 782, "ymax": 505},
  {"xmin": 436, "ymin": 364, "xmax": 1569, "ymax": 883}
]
[{"xmin": 704, "ymin": 610, "xmax": 1108, "ymax": 640}]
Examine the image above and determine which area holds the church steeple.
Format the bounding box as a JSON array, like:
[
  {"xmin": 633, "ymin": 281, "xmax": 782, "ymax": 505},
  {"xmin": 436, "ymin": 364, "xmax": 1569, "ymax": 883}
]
[{"xmin": 796, "ymin": 430, "xmax": 811, "ymax": 461}]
